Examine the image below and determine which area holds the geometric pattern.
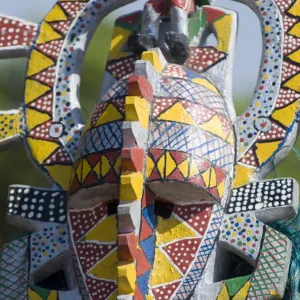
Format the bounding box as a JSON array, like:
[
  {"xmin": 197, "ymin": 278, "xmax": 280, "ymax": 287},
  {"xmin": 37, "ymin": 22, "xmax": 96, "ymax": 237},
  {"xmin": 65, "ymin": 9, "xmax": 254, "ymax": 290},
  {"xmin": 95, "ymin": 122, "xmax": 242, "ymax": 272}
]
[
  {"xmin": 0, "ymin": 237, "xmax": 29, "ymax": 300},
  {"xmin": 248, "ymin": 227, "xmax": 289, "ymax": 298}
]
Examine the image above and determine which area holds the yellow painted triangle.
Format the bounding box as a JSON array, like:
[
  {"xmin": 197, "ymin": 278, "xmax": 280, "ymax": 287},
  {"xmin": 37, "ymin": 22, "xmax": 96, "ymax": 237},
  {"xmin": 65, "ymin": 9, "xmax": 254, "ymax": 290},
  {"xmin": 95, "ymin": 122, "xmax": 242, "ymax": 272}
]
[
  {"xmin": 217, "ymin": 284, "xmax": 230, "ymax": 300},
  {"xmin": 28, "ymin": 288, "xmax": 42, "ymax": 300},
  {"xmin": 110, "ymin": 27, "xmax": 132, "ymax": 60},
  {"xmin": 114, "ymin": 156, "xmax": 121, "ymax": 175},
  {"xmin": 26, "ymin": 109, "xmax": 51, "ymax": 131},
  {"xmin": 25, "ymin": 79, "xmax": 51, "ymax": 104},
  {"xmin": 209, "ymin": 168, "xmax": 217, "ymax": 187},
  {"xmin": 200, "ymin": 115, "xmax": 228, "ymax": 140},
  {"xmin": 217, "ymin": 181, "xmax": 225, "ymax": 198},
  {"xmin": 27, "ymin": 50, "xmax": 55, "ymax": 77},
  {"xmin": 289, "ymin": 22, "xmax": 300, "ymax": 37},
  {"xmin": 88, "ymin": 249, "xmax": 117, "ymax": 281},
  {"xmin": 288, "ymin": 0, "xmax": 300, "ymax": 17},
  {"xmin": 256, "ymin": 141, "xmax": 281, "ymax": 165},
  {"xmin": 45, "ymin": 165, "xmax": 72, "ymax": 191},
  {"xmin": 202, "ymin": 168, "xmax": 211, "ymax": 187},
  {"xmin": 146, "ymin": 155, "xmax": 155, "ymax": 178},
  {"xmin": 157, "ymin": 154, "xmax": 166, "ymax": 178},
  {"xmin": 192, "ymin": 78, "xmax": 220, "ymax": 95},
  {"xmin": 95, "ymin": 104, "xmax": 123, "ymax": 127},
  {"xmin": 232, "ymin": 281, "xmax": 251, "ymax": 300},
  {"xmin": 86, "ymin": 215, "xmax": 117, "ymax": 243},
  {"xmin": 75, "ymin": 159, "xmax": 83, "ymax": 182},
  {"xmin": 149, "ymin": 249, "xmax": 181, "ymax": 287},
  {"xmin": 82, "ymin": 159, "xmax": 92, "ymax": 182},
  {"xmin": 178, "ymin": 158, "xmax": 189, "ymax": 178},
  {"xmin": 283, "ymin": 73, "xmax": 300, "ymax": 92},
  {"xmin": 272, "ymin": 101, "xmax": 298, "ymax": 127},
  {"xmin": 46, "ymin": 290, "xmax": 58, "ymax": 300},
  {"xmin": 93, "ymin": 160, "xmax": 101, "ymax": 178},
  {"xmin": 37, "ymin": 21, "xmax": 63, "ymax": 45},
  {"xmin": 227, "ymin": 131, "xmax": 234, "ymax": 145},
  {"xmin": 233, "ymin": 165, "xmax": 254, "ymax": 189},
  {"xmin": 165, "ymin": 152, "xmax": 176, "ymax": 176},
  {"xmin": 156, "ymin": 216, "xmax": 196, "ymax": 246},
  {"xmin": 45, "ymin": 4, "xmax": 68, "ymax": 22},
  {"xmin": 141, "ymin": 51, "xmax": 163, "ymax": 72},
  {"xmin": 107, "ymin": 291, "xmax": 117, "ymax": 300},
  {"xmin": 27, "ymin": 138, "xmax": 59, "ymax": 165},
  {"xmin": 288, "ymin": 48, "xmax": 300, "ymax": 64},
  {"xmin": 158, "ymin": 102, "xmax": 195, "ymax": 126},
  {"xmin": 189, "ymin": 159, "xmax": 200, "ymax": 177},
  {"xmin": 101, "ymin": 155, "xmax": 111, "ymax": 177}
]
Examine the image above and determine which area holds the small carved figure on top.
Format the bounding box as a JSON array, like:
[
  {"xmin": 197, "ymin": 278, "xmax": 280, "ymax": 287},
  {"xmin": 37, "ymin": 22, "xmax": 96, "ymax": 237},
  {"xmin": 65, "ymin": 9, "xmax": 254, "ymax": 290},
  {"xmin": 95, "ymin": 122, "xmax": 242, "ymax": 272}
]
[{"xmin": 128, "ymin": 0, "xmax": 201, "ymax": 64}]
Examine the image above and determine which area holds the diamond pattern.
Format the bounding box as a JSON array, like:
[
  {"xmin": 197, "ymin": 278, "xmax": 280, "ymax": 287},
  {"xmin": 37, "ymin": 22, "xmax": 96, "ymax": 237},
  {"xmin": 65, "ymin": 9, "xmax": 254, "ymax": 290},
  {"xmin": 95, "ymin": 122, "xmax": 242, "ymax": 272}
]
[
  {"xmin": 102, "ymin": 79, "xmax": 128, "ymax": 102},
  {"xmin": 0, "ymin": 238, "xmax": 28, "ymax": 299}
]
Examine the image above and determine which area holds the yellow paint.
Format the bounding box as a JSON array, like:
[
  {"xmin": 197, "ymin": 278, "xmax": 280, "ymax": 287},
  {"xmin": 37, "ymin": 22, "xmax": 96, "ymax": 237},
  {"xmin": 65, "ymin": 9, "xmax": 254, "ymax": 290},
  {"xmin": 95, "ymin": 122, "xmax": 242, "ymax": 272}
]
[
  {"xmin": 189, "ymin": 159, "xmax": 200, "ymax": 177},
  {"xmin": 27, "ymin": 50, "xmax": 55, "ymax": 77},
  {"xmin": 45, "ymin": 4, "xmax": 68, "ymax": 22},
  {"xmin": 125, "ymin": 96, "xmax": 150, "ymax": 128},
  {"xmin": 217, "ymin": 181, "xmax": 225, "ymax": 198},
  {"xmin": 107, "ymin": 291, "xmax": 117, "ymax": 300},
  {"xmin": 47, "ymin": 290, "xmax": 59, "ymax": 300},
  {"xmin": 95, "ymin": 104, "xmax": 123, "ymax": 127},
  {"xmin": 45, "ymin": 165, "xmax": 73, "ymax": 191},
  {"xmin": 27, "ymin": 138, "xmax": 59, "ymax": 164},
  {"xmin": 178, "ymin": 158, "xmax": 189, "ymax": 178},
  {"xmin": 75, "ymin": 159, "xmax": 83, "ymax": 181},
  {"xmin": 227, "ymin": 131, "xmax": 234, "ymax": 145},
  {"xmin": 86, "ymin": 215, "xmax": 117, "ymax": 243},
  {"xmin": 158, "ymin": 102, "xmax": 195, "ymax": 126},
  {"xmin": 110, "ymin": 27, "xmax": 131, "ymax": 60},
  {"xmin": 157, "ymin": 154, "xmax": 166, "ymax": 178},
  {"xmin": 232, "ymin": 282, "xmax": 251, "ymax": 300},
  {"xmin": 93, "ymin": 160, "xmax": 101, "ymax": 178},
  {"xmin": 265, "ymin": 26, "xmax": 271, "ymax": 33},
  {"xmin": 118, "ymin": 263, "xmax": 136, "ymax": 295},
  {"xmin": 192, "ymin": 78, "xmax": 220, "ymax": 95},
  {"xmin": 120, "ymin": 172, "xmax": 144, "ymax": 201},
  {"xmin": 114, "ymin": 155, "xmax": 121, "ymax": 175},
  {"xmin": 272, "ymin": 101, "xmax": 298, "ymax": 127},
  {"xmin": 82, "ymin": 159, "xmax": 92, "ymax": 182},
  {"xmin": 202, "ymin": 168, "xmax": 211, "ymax": 187},
  {"xmin": 88, "ymin": 250, "xmax": 118, "ymax": 281},
  {"xmin": 26, "ymin": 108, "xmax": 51, "ymax": 131},
  {"xmin": 269, "ymin": 290, "xmax": 281, "ymax": 299},
  {"xmin": 165, "ymin": 152, "xmax": 176, "ymax": 176},
  {"xmin": 256, "ymin": 141, "xmax": 281, "ymax": 165},
  {"xmin": 146, "ymin": 155, "xmax": 155, "ymax": 178},
  {"xmin": 209, "ymin": 168, "xmax": 217, "ymax": 187},
  {"xmin": 289, "ymin": 22, "xmax": 300, "ymax": 37},
  {"xmin": 233, "ymin": 164, "xmax": 254, "ymax": 188},
  {"xmin": 0, "ymin": 110, "xmax": 23, "ymax": 140},
  {"xmin": 288, "ymin": 48, "xmax": 300, "ymax": 64},
  {"xmin": 200, "ymin": 115, "xmax": 228, "ymax": 140},
  {"xmin": 25, "ymin": 79, "xmax": 51, "ymax": 104},
  {"xmin": 214, "ymin": 15, "xmax": 232, "ymax": 52},
  {"xmin": 28, "ymin": 288, "xmax": 43, "ymax": 300},
  {"xmin": 146, "ymin": 295, "xmax": 154, "ymax": 300},
  {"xmin": 288, "ymin": 0, "xmax": 300, "ymax": 17},
  {"xmin": 156, "ymin": 216, "xmax": 196, "ymax": 246},
  {"xmin": 284, "ymin": 72, "xmax": 300, "ymax": 92},
  {"xmin": 37, "ymin": 22, "xmax": 62, "ymax": 44},
  {"xmin": 101, "ymin": 155, "xmax": 111, "ymax": 177},
  {"xmin": 141, "ymin": 51, "xmax": 163, "ymax": 72},
  {"xmin": 150, "ymin": 249, "xmax": 181, "ymax": 287},
  {"xmin": 217, "ymin": 284, "xmax": 230, "ymax": 300}
]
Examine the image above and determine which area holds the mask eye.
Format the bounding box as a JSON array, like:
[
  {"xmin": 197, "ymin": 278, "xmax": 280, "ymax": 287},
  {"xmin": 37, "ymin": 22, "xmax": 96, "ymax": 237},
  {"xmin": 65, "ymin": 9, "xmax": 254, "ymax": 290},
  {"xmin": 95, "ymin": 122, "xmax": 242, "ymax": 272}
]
[{"xmin": 154, "ymin": 199, "xmax": 174, "ymax": 219}]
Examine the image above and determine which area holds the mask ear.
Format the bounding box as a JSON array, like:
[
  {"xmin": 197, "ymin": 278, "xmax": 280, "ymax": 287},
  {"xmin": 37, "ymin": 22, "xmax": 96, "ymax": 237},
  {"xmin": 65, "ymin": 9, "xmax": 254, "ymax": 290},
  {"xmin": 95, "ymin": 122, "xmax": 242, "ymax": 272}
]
[{"xmin": 186, "ymin": 6, "xmax": 238, "ymax": 122}]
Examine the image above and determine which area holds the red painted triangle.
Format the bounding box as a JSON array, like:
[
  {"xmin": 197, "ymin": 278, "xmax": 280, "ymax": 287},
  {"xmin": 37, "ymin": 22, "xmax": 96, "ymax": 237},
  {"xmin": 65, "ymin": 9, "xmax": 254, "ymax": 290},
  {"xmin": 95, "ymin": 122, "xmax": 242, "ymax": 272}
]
[
  {"xmin": 188, "ymin": 175, "xmax": 205, "ymax": 187},
  {"xmin": 136, "ymin": 248, "xmax": 151, "ymax": 277},
  {"xmin": 134, "ymin": 284, "xmax": 144, "ymax": 300},
  {"xmin": 28, "ymin": 120, "xmax": 54, "ymax": 141},
  {"xmin": 69, "ymin": 202, "xmax": 107, "ymax": 241},
  {"xmin": 275, "ymin": 88, "xmax": 299, "ymax": 108},
  {"xmin": 44, "ymin": 147, "xmax": 72, "ymax": 166},
  {"xmin": 105, "ymin": 151, "xmax": 120, "ymax": 165},
  {"xmin": 59, "ymin": 2, "xmax": 87, "ymax": 20},
  {"xmin": 215, "ymin": 167, "xmax": 226, "ymax": 185},
  {"xmin": 197, "ymin": 159, "xmax": 211, "ymax": 173},
  {"xmin": 208, "ymin": 187, "xmax": 220, "ymax": 200},
  {"xmin": 51, "ymin": 20, "xmax": 72, "ymax": 35},
  {"xmin": 167, "ymin": 168, "xmax": 184, "ymax": 181},
  {"xmin": 91, "ymin": 102, "xmax": 108, "ymax": 127},
  {"xmin": 76, "ymin": 241, "xmax": 115, "ymax": 273},
  {"xmin": 142, "ymin": 188, "xmax": 155, "ymax": 209},
  {"xmin": 86, "ymin": 153, "xmax": 102, "ymax": 168},
  {"xmin": 117, "ymin": 11, "xmax": 141, "ymax": 25},
  {"xmin": 169, "ymin": 150, "xmax": 187, "ymax": 165},
  {"xmin": 104, "ymin": 169, "xmax": 119, "ymax": 183},
  {"xmin": 36, "ymin": 39, "xmax": 64, "ymax": 60},
  {"xmin": 282, "ymin": 61, "xmax": 300, "ymax": 83},
  {"xmin": 173, "ymin": 204, "xmax": 213, "ymax": 235},
  {"xmin": 148, "ymin": 167, "xmax": 161, "ymax": 181},
  {"xmin": 83, "ymin": 170, "xmax": 98, "ymax": 186},
  {"xmin": 152, "ymin": 98, "xmax": 177, "ymax": 118},
  {"xmin": 27, "ymin": 92, "xmax": 53, "ymax": 115},
  {"xmin": 163, "ymin": 238, "xmax": 201, "ymax": 274},
  {"xmin": 30, "ymin": 66, "xmax": 56, "ymax": 88},
  {"xmin": 151, "ymin": 281, "xmax": 181, "ymax": 299},
  {"xmin": 203, "ymin": 7, "xmax": 226, "ymax": 22},
  {"xmin": 149, "ymin": 148, "xmax": 164, "ymax": 162},
  {"xmin": 140, "ymin": 216, "xmax": 153, "ymax": 241},
  {"xmin": 85, "ymin": 275, "xmax": 116, "ymax": 300},
  {"xmin": 112, "ymin": 98, "xmax": 125, "ymax": 115}
]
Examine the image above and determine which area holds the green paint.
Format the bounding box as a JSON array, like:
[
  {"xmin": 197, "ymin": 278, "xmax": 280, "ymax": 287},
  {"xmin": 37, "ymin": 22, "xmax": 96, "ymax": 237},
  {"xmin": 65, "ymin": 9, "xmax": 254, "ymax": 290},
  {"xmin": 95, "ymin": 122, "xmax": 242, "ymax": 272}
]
[
  {"xmin": 225, "ymin": 275, "xmax": 252, "ymax": 296},
  {"xmin": 188, "ymin": 9, "xmax": 207, "ymax": 42},
  {"xmin": 29, "ymin": 284, "xmax": 51, "ymax": 300}
]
